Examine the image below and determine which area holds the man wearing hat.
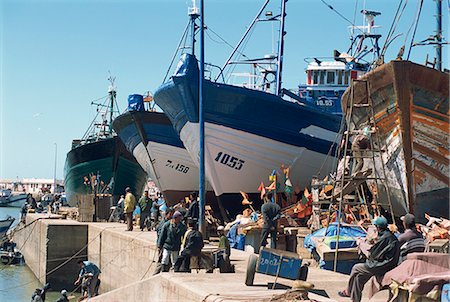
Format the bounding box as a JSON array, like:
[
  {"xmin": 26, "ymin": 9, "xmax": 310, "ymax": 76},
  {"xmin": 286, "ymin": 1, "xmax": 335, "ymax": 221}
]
[
  {"xmin": 339, "ymin": 216, "xmax": 400, "ymax": 302},
  {"xmin": 157, "ymin": 210, "xmax": 187, "ymax": 272},
  {"xmin": 398, "ymin": 213, "xmax": 425, "ymax": 263}
]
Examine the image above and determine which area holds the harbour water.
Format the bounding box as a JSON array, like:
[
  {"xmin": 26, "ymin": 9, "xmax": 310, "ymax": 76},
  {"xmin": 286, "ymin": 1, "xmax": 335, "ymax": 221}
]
[{"xmin": 0, "ymin": 207, "xmax": 63, "ymax": 301}]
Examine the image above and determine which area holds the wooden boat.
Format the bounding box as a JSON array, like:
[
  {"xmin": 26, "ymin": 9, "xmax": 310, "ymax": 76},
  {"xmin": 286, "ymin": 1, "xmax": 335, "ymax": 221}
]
[{"xmin": 341, "ymin": 60, "xmax": 449, "ymax": 220}]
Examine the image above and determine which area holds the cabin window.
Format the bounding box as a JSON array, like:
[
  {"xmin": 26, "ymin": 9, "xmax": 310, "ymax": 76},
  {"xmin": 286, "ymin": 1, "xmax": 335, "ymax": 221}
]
[
  {"xmin": 327, "ymin": 71, "xmax": 335, "ymax": 84},
  {"xmin": 344, "ymin": 70, "xmax": 350, "ymax": 85},
  {"xmin": 313, "ymin": 71, "xmax": 319, "ymax": 84},
  {"xmin": 319, "ymin": 71, "xmax": 325, "ymax": 84},
  {"xmin": 337, "ymin": 70, "xmax": 343, "ymax": 85}
]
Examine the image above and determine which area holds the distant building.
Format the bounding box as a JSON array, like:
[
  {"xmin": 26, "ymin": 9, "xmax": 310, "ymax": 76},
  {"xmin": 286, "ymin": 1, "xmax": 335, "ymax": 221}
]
[{"xmin": 0, "ymin": 178, "xmax": 64, "ymax": 194}]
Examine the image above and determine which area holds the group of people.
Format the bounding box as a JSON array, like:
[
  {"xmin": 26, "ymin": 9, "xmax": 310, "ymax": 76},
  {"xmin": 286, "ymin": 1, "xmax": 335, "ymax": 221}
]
[
  {"xmin": 339, "ymin": 213, "xmax": 425, "ymax": 302},
  {"xmin": 115, "ymin": 188, "xmax": 164, "ymax": 232},
  {"xmin": 154, "ymin": 192, "xmax": 206, "ymax": 273}
]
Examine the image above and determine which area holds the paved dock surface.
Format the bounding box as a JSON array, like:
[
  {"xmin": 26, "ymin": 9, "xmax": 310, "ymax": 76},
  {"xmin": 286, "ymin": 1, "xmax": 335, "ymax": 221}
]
[{"xmin": 88, "ymin": 222, "xmax": 388, "ymax": 302}]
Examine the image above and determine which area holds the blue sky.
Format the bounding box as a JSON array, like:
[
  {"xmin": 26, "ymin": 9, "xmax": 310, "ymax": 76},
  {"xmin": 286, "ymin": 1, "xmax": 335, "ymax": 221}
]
[{"xmin": 0, "ymin": 0, "xmax": 447, "ymax": 180}]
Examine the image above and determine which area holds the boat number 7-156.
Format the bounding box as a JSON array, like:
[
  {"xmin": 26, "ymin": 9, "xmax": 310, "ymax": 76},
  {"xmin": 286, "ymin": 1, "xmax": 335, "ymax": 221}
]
[
  {"xmin": 165, "ymin": 160, "xmax": 190, "ymax": 174},
  {"xmin": 214, "ymin": 152, "xmax": 245, "ymax": 170}
]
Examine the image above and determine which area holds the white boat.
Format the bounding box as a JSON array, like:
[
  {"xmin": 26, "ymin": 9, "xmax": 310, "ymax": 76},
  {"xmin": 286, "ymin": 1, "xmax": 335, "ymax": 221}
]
[{"xmin": 0, "ymin": 190, "xmax": 27, "ymax": 207}]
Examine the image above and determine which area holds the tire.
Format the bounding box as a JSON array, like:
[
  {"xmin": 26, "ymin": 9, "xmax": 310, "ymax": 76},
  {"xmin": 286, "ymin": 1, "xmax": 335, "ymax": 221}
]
[
  {"xmin": 245, "ymin": 254, "xmax": 258, "ymax": 286},
  {"xmin": 1, "ymin": 255, "xmax": 12, "ymax": 265}
]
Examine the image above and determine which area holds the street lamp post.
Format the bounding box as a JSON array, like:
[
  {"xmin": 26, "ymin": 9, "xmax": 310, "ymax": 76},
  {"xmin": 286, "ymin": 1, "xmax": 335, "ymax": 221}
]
[{"xmin": 53, "ymin": 143, "xmax": 57, "ymax": 194}]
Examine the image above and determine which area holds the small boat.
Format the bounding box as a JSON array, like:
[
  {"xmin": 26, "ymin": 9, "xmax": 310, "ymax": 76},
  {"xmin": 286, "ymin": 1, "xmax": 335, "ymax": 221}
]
[
  {"xmin": 0, "ymin": 190, "xmax": 27, "ymax": 207},
  {"xmin": 1, "ymin": 193, "xmax": 27, "ymax": 208},
  {"xmin": 64, "ymin": 78, "xmax": 148, "ymax": 206},
  {"xmin": 0, "ymin": 217, "xmax": 15, "ymax": 239},
  {"xmin": 0, "ymin": 239, "xmax": 24, "ymax": 265}
]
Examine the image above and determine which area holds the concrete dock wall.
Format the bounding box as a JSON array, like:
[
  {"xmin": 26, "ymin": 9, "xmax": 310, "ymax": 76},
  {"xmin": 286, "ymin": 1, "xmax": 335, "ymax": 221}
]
[
  {"xmin": 13, "ymin": 214, "xmax": 88, "ymax": 290},
  {"xmin": 87, "ymin": 224, "xmax": 158, "ymax": 293}
]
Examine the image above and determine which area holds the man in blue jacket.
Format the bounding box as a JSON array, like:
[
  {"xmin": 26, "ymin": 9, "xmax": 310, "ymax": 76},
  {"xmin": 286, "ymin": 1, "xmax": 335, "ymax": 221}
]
[{"xmin": 74, "ymin": 260, "xmax": 101, "ymax": 298}]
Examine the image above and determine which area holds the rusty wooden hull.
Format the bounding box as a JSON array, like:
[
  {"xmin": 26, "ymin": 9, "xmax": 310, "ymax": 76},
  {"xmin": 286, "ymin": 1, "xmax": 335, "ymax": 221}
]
[{"xmin": 341, "ymin": 61, "xmax": 449, "ymax": 220}]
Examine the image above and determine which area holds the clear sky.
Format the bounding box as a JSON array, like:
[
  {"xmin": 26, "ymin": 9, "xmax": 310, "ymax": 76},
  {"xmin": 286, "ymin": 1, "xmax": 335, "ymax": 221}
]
[{"xmin": 0, "ymin": 0, "xmax": 447, "ymax": 180}]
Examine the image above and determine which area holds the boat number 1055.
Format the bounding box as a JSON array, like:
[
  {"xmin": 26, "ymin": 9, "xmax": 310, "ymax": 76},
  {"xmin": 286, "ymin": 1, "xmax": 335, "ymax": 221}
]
[{"xmin": 214, "ymin": 152, "xmax": 245, "ymax": 170}]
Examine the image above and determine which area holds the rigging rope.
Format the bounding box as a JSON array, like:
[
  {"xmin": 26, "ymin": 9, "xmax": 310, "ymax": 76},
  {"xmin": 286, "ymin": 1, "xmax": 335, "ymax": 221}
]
[{"xmin": 406, "ymin": 0, "xmax": 424, "ymax": 60}]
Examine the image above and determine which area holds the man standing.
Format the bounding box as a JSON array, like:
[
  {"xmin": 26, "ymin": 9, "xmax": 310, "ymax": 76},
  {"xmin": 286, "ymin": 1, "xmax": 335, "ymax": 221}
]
[
  {"xmin": 398, "ymin": 213, "xmax": 425, "ymax": 263},
  {"xmin": 259, "ymin": 193, "xmax": 281, "ymax": 249},
  {"xmin": 186, "ymin": 192, "xmax": 199, "ymax": 223},
  {"xmin": 138, "ymin": 190, "xmax": 152, "ymax": 231},
  {"xmin": 74, "ymin": 260, "xmax": 101, "ymax": 298},
  {"xmin": 351, "ymin": 129, "xmax": 370, "ymax": 175},
  {"xmin": 338, "ymin": 216, "xmax": 399, "ymax": 302},
  {"xmin": 124, "ymin": 187, "xmax": 136, "ymax": 231},
  {"xmin": 157, "ymin": 211, "xmax": 187, "ymax": 272}
]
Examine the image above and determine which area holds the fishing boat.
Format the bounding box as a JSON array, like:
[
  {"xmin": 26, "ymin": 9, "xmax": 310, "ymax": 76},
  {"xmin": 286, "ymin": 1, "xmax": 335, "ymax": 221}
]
[
  {"xmin": 64, "ymin": 78, "xmax": 147, "ymax": 206},
  {"xmin": 154, "ymin": 0, "xmax": 344, "ymax": 209},
  {"xmin": 0, "ymin": 217, "xmax": 15, "ymax": 239},
  {"xmin": 341, "ymin": 2, "xmax": 449, "ymax": 220},
  {"xmin": 296, "ymin": 10, "xmax": 382, "ymax": 116},
  {"xmin": 341, "ymin": 61, "xmax": 449, "ymax": 219},
  {"xmin": 112, "ymin": 95, "xmax": 217, "ymax": 207},
  {"xmin": 0, "ymin": 190, "xmax": 27, "ymax": 208}
]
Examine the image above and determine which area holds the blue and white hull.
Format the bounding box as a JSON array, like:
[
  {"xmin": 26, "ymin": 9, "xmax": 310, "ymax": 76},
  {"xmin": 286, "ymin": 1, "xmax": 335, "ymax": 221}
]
[
  {"xmin": 154, "ymin": 54, "xmax": 341, "ymax": 203},
  {"xmin": 180, "ymin": 121, "xmax": 336, "ymax": 196},
  {"xmin": 113, "ymin": 111, "xmax": 214, "ymax": 206}
]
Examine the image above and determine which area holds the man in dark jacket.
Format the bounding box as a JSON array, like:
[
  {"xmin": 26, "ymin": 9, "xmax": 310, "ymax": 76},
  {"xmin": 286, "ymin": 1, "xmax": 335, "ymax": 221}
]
[
  {"xmin": 259, "ymin": 193, "xmax": 281, "ymax": 249},
  {"xmin": 339, "ymin": 216, "xmax": 399, "ymax": 302},
  {"xmin": 157, "ymin": 211, "xmax": 187, "ymax": 272},
  {"xmin": 174, "ymin": 218, "xmax": 204, "ymax": 272},
  {"xmin": 186, "ymin": 192, "xmax": 199, "ymax": 223},
  {"xmin": 398, "ymin": 213, "xmax": 425, "ymax": 263},
  {"xmin": 138, "ymin": 191, "xmax": 152, "ymax": 231}
]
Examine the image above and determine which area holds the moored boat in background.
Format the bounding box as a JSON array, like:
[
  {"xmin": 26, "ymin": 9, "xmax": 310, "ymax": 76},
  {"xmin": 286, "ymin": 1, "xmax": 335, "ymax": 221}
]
[{"xmin": 64, "ymin": 78, "xmax": 147, "ymax": 206}]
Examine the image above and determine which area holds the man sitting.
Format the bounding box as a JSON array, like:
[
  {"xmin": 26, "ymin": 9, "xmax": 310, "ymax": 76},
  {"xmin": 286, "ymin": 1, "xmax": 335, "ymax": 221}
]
[
  {"xmin": 398, "ymin": 213, "xmax": 425, "ymax": 263},
  {"xmin": 339, "ymin": 216, "xmax": 400, "ymax": 302},
  {"xmin": 174, "ymin": 218, "xmax": 204, "ymax": 272}
]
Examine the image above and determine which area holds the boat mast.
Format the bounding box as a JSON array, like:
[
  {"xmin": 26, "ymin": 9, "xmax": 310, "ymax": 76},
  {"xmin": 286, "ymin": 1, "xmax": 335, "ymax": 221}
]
[
  {"xmin": 107, "ymin": 76, "xmax": 116, "ymax": 137},
  {"xmin": 189, "ymin": 0, "xmax": 200, "ymax": 55},
  {"xmin": 436, "ymin": 0, "xmax": 442, "ymax": 71},
  {"xmin": 275, "ymin": 0, "xmax": 287, "ymax": 96}
]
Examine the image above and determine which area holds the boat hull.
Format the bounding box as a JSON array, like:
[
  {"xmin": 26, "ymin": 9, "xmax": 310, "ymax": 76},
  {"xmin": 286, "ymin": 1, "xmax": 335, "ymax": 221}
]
[
  {"xmin": 154, "ymin": 53, "xmax": 341, "ymax": 201},
  {"xmin": 0, "ymin": 218, "xmax": 15, "ymax": 238},
  {"xmin": 64, "ymin": 137, "xmax": 148, "ymax": 206},
  {"xmin": 112, "ymin": 111, "xmax": 215, "ymax": 204},
  {"xmin": 0, "ymin": 193, "xmax": 27, "ymax": 207},
  {"xmin": 341, "ymin": 60, "xmax": 449, "ymax": 220}
]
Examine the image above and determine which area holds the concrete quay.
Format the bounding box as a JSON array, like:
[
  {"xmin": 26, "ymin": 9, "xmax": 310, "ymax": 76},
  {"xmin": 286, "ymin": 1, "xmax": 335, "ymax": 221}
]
[
  {"xmin": 13, "ymin": 214, "xmax": 388, "ymax": 301},
  {"xmin": 12, "ymin": 214, "xmax": 88, "ymax": 290}
]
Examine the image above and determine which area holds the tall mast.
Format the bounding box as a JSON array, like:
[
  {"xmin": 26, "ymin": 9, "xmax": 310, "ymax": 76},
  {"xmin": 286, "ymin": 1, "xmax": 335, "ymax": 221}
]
[
  {"xmin": 107, "ymin": 76, "xmax": 116, "ymax": 136},
  {"xmin": 275, "ymin": 0, "xmax": 287, "ymax": 96},
  {"xmin": 189, "ymin": 0, "xmax": 200, "ymax": 55},
  {"xmin": 436, "ymin": 0, "xmax": 442, "ymax": 71}
]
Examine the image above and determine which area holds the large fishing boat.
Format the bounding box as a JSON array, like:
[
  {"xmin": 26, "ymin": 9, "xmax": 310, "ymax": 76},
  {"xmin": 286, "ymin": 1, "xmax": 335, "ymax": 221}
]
[
  {"xmin": 154, "ymin": 0, "xmax": 352, "ymax": 209},
  {"xmin": 64, "ymin": 78, "xmax": 147, "ymax": 206},
  {"xmin": 341, "ymin": 61, "xmax": 449, "ymax": 219},
  {"xmin": 341, "ymin": 2, "xmax": 449, "ymax": 220},
  {"xmin": 112, "ymin": 95, "xmax": 217, "ymax": 208}
]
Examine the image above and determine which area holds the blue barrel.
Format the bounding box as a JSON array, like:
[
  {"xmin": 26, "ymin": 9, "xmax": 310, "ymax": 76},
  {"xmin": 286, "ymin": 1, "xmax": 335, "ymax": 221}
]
[{"xmin": 128, "ymin": 94, "xmax": 144, "ymax": 111}]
